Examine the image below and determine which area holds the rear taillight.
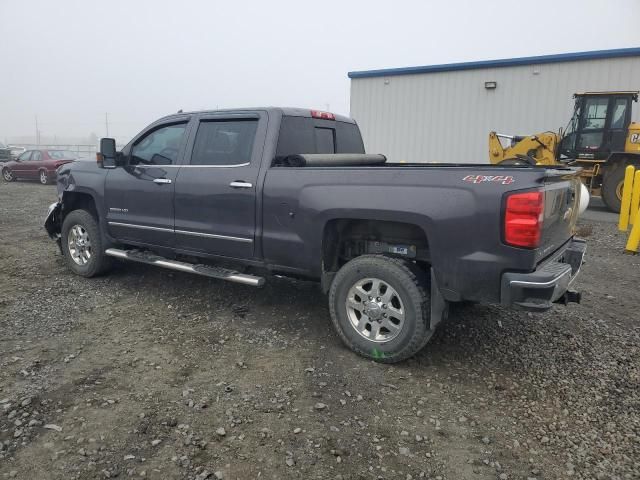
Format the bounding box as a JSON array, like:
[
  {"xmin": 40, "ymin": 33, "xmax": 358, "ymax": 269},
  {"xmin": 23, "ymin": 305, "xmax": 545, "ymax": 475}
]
[
  {"xmin": 310, "ymin": 110, "xmax": 335, "ymax": 120},
  {"xmin": 504, "ymin": 191, "xmax": 544, "ymax": 248}
]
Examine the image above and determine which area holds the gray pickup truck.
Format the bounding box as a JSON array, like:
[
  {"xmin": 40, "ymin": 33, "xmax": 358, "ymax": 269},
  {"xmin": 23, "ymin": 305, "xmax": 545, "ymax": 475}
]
[{"xmin": 44, "ymin": 107, "xmax": 586, "ymax": 362}]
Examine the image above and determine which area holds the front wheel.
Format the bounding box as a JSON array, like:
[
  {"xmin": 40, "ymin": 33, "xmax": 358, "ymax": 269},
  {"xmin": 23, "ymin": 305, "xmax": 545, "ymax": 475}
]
[
  {"xmin": 2, "ymin": 168, "xmax": 14, "ymax": 182},
  {"xmin": 61, "ymin": 210, "xmax": 112, "ymax": 277},
  {"xmin": 328, "ymin": 255, "xmax": 433, "ymax": 363},
  {"xmin": 601, "ymin": 165, "xmax": 625, "ymax": 213}
]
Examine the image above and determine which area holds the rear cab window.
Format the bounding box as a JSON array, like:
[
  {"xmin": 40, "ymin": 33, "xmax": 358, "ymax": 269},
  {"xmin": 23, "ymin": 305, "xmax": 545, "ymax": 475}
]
[{"xmin": 275, "ymin": 116, "xmax": 364, "ymax": 164}]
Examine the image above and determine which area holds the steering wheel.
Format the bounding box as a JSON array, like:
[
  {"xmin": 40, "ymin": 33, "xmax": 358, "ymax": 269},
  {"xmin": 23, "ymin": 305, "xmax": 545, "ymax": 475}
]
[{"xmin": 159, "ymin": 147, "xmax": 178, "ymax": 159}]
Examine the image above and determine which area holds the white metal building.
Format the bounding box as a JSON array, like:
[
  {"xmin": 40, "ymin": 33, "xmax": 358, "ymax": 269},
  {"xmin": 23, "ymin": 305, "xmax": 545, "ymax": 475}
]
[{"xmin": 349, "ymin": 48, "xmax": 640, "ymax": 163}]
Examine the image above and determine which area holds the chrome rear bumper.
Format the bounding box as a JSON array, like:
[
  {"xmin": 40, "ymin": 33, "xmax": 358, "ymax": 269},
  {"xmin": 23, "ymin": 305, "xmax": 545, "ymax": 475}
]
[{"xmin": 501, "ymin": 238, "xmax": 586, "ymax": 312}]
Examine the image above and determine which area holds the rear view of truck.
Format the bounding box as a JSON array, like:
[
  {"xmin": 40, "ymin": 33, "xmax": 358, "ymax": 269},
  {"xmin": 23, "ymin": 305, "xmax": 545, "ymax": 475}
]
[{"xmin": 499, "ymin": 169, "xmax": 586, "ymax": 310}]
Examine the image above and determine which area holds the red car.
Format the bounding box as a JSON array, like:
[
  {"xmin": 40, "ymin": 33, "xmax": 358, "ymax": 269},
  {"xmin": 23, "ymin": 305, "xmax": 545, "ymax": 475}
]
[{"xmin": 2, "ymin": 149, "xmax": 77, "ymax": 184}]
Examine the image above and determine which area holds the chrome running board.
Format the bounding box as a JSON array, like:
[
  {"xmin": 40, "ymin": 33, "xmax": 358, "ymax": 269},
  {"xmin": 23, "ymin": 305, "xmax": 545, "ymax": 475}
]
[{"xmin": 104, "ymin": 248, "xmax": 265, "ymax": 287}]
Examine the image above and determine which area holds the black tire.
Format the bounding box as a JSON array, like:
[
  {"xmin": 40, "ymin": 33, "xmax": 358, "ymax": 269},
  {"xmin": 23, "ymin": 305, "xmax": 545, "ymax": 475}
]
[
  {"xmin": 601, "ymin": 164, "xmax": 625, "ymax": 213},
  {"xmin": 61, "ymin": 209, "xmax": 112, "ymax": 277},
  {"xmin": 2, "ymin": 167, "xmax": 14, "ymax": 182},
  {"xmin": 328, "ymin": 255, "xmax": 433, "ymax": 363}
]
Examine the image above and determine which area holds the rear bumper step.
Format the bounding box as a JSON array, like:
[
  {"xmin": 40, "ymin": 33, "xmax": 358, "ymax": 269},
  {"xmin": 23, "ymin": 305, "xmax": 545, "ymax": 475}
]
[
  {"xmin": 105, "ymin": 248, "xmax": 265, "ymax": 287},
  {"xmin": 500, "ymin": 237, "xmax": 586, "ymax": 312}
]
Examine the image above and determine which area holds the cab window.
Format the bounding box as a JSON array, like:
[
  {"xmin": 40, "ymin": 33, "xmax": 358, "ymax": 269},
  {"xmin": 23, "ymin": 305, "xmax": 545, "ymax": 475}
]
[
  {"xmin": 583, "ymin": 98, "xmax": 608, "ymax": 130},
  {"xmin": 610, "ymin": 98, "xmax": 629, "ymax": 129},
  {"xmin": 31, "ymin": 151, "xmax": 42, "ymax": 161},
  {"xmin": 131, "ymin": 123, "xmax": 187, "ymax": 165},
  {"xmin": 191, "ymin": 120, "xmax": 258, "ymax": 166}
]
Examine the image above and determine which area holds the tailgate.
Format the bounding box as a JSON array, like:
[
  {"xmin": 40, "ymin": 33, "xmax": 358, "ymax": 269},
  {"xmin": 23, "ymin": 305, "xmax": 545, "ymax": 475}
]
[{"xmin": 537, "ymin": 169, "xmax": 582, "ymax": 262}]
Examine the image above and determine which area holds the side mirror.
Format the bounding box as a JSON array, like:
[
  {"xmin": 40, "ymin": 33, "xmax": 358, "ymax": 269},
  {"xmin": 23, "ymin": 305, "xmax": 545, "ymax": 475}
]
[{"xmin": 98, "ymin": 138, "xmax": 117, "ymax": 168}]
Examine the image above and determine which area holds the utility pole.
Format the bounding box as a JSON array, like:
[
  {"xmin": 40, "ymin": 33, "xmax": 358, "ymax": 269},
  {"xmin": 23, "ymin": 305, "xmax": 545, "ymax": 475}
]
[
  {"xmin": 105, "ymin": 113, "xmax": 110, "ymax": 137},
  {"xmin": 35, "ymin": 115, "xmax": 40, "ymax": 146}
]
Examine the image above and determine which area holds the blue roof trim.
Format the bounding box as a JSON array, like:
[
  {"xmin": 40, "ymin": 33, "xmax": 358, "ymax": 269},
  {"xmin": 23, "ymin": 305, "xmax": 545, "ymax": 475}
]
[{"xmin": 348, "ymin": 47, "xmax": 640, "ymax": 79}]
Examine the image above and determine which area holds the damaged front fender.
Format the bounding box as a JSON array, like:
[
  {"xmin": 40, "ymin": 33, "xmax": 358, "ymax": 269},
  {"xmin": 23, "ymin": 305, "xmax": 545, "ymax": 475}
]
[{"xmin": 44, "ymin": 202, "xmax": 63, "ymax": 253}]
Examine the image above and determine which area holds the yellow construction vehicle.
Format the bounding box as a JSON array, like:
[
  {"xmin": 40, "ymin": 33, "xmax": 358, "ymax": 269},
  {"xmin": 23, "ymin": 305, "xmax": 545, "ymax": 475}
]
[{"xmin": 489, "ymin": 91, "xmax": 640, "ymax": 212}]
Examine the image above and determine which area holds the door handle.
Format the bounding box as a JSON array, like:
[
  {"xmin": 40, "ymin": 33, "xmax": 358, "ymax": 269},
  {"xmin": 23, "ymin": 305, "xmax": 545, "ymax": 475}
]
[
  {"xmin": 229, "ymin": 181, "xmax": 253, "ymax": 188},
  {"xmin": 153, "ymin": 178, "xmax": 172, "ymax": 184}
]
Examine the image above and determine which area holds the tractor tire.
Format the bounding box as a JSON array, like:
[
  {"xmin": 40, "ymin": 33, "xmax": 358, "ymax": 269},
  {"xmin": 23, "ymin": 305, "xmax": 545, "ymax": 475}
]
[
  {"xmin": 328, "ymin": 255, "xmax": 434, "ymax": 363},
  {"xmin": 601, "ymin": 165, "xmax": 625, "ymax": 213}
]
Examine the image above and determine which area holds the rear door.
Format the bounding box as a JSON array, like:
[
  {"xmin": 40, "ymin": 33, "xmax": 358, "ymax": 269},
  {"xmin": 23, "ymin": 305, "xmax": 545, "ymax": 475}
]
[
  {"xmin": 105, "ymin": 119, "xmax": 190, "ymax": 248},
  {"xmin": 30, "ymin": 150, "xmax": 45, "ymax": 178},
  {"xmin": 173, "ymin": 112, "xmax": 267, "ymax": 259}
]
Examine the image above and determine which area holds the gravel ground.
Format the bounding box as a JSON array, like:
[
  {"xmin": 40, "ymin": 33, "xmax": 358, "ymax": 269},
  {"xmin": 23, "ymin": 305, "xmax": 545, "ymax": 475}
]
[{"xmin": 0, "ymin": 181, "xmax": 638, "ymax": 480}]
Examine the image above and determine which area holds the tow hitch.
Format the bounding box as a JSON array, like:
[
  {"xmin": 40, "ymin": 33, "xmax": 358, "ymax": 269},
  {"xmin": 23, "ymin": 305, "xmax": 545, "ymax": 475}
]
[{"xmin": 553, "ymin": 290, "xmax": 582, "ymax": 305}]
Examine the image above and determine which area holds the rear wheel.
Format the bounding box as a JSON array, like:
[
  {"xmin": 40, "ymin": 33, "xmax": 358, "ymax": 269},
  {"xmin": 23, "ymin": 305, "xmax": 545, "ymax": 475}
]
[
  {"xmin": 329, "ymin": 255, "xmax": 433, "ymax": 363},
  {"xmin": 2, "ymin": 168, "xmax": 14, "ymax": 182},
  {"xmin": 601, "ymin": 165, "xmax": 625, "ymax": 213},
  {"xmin": 61, "ymin": 210, "xmax": 112, "ymax": 277},
  {"xmin": 39, "ymin": 169, "xmax": 50, "ymax": 185}
]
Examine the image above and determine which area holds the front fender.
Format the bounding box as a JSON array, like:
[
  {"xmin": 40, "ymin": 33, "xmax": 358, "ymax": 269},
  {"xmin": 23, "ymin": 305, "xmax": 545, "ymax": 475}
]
[
  {"xmin": 44, "ymin": 202, "xmax": 62, "ymax": 239},
  {"xmin": 44, "ymin": 202, "xmax": 63, "ymax": 253}
]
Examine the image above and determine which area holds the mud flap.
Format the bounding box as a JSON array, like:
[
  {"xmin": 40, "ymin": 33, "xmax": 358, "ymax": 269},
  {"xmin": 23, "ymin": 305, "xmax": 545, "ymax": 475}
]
[{"xmin": 430, "ymin": 268, "xmax": 448, "ymax": 329}]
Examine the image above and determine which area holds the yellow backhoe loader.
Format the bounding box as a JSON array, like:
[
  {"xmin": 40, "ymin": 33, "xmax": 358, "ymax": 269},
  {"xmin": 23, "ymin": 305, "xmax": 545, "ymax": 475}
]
[{"xmin": 489, "ymin": 91, "xmax": 640, "ymax": 212}]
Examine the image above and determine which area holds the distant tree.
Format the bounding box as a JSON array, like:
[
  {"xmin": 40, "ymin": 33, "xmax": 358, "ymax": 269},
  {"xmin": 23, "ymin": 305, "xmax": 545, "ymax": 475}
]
[{"xmin": 88, "ymin": 132, "xmax": 98, "ymax": 146}]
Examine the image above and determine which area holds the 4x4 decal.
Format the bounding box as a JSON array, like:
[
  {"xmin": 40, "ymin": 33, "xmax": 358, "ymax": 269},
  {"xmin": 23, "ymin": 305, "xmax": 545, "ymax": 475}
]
[{"xmin": 463, "ymin": 174, "xmax": 514, "ymax": 185}]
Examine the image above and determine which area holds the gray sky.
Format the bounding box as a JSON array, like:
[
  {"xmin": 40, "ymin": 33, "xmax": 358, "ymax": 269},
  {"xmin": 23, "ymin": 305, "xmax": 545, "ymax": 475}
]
[{"xmin": 1, "ymin": 0, "xmax": 638, "ymax": 143}]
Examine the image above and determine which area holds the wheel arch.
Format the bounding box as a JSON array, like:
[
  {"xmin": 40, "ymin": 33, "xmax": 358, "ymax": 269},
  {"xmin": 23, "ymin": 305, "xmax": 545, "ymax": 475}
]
[
  {"xmin": 320, "ymin": 217, "xmax": 432, "ymax": 293},
  {"xmin": 61, "ymin": 190, "xmax": 100, "ymax": 222}
]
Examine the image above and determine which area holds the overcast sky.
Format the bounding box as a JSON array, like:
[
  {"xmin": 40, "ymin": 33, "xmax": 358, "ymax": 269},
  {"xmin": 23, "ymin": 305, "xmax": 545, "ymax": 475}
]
[{"xmin": 1, "ymin": 0, "xmax": 638, "ymax": 143}]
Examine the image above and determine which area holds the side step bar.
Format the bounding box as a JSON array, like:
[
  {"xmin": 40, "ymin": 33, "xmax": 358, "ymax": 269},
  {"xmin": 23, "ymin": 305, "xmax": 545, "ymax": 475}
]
[{"xmin": 104, "ymin": 248, "xmax": 265, "ymax": 287}]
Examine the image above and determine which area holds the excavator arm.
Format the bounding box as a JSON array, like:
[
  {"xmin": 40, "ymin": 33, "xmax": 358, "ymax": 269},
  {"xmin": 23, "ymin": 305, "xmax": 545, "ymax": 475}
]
[{"xmin": 489, "ymin": 131, "xmax": 561, "ymax": 165}]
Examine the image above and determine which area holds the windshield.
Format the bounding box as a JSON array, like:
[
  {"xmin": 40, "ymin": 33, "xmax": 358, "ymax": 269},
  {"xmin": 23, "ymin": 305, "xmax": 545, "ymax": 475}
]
[{"xmin": 47, "ymin": 150, "xmax": 77, "ymax": 159}]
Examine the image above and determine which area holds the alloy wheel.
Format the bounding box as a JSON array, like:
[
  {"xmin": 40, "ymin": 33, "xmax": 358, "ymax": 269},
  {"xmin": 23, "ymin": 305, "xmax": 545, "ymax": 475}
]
[
  {"xmin": 345, "ymin": 277, "xmax": 405, "ymax": 342},
  {"xmin": 67, "ymin": 224, "xmax": 92, "ymax": 266}
]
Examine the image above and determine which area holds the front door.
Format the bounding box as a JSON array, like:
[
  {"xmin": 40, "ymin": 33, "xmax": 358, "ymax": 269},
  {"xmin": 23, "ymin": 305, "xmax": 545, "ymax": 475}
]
[
  {"xmin": 607, "ymin": 96, "xmax": 632, "ymax": 152},
  {"xmin": 174, "ymin": 113, "xmax": 266, "ymax": 259},
  {"xmin": 12, "ymin": 151, "xmax": 33, "ymax": 177},
  {"xmin": 105, "ymin": 120, "xmax": 190, "ymax": 248},
  {"xmin": 575, "ymin": 96, "xmax": 609, "ymax": 158}
]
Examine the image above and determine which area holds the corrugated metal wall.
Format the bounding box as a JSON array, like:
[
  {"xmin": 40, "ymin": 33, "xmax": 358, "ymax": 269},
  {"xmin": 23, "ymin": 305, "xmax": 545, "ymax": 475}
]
[{"xmin": 350, "ymin": 57, "xmax": 640, "ymax": 163}]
